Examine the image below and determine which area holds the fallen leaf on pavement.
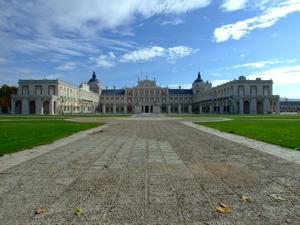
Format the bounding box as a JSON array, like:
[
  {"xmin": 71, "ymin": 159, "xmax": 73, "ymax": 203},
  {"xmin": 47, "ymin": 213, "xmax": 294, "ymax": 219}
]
[
  {"xmin": 216, "ymin": 203, "xmax": 232, "ymax": 213},
  {"xmin": 268, "ymin": 194, "xmax": 286, "ymax": 202},
  {"xmin": 240, "ymin": 194, "xmax": 251, "ymax": 203},
  {"xmin": 35, "ymin": 208, "xmax": 46, "ymax": 215},
  {"xmin": 74, "ymin": 207, "xmax": 82, "ymax": 216}
]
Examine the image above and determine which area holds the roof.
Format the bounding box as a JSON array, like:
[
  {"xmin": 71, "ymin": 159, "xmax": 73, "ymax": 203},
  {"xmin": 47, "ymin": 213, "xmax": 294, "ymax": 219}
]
[
  {"xmin": 168, "ymin": 89, "xmax": 193, "ymax": 95},
  {"xmin": 193, "ymin": 72, "xmax": 203, "ymax": 83},
  {"xmin": 102, "ymin": 89, "xmax": 125, "ymax": 95},
  {"xmin": 88, "ymin": 71, "xmax": 99, "ymax": 83},
  {"xmin": 280, "ymin": 101, "xmax": 300, "ymax": 105}
]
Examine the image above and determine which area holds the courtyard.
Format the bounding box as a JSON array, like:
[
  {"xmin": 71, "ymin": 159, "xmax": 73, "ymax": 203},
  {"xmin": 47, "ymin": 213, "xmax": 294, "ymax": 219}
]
[{"xmin": 0, "ymin": 114, "xmax": 299, "ymax": 224}]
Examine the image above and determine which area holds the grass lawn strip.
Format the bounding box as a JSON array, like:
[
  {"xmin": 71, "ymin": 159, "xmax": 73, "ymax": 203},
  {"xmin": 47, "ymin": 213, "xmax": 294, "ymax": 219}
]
[
  {"xmin": 196, "ymin": 120, "xmax": 300, "ymax": 150},
  {"xmin": 167, "ymin": 113, "xmax": 300, "ymax": 120},
  {"xmin": 0, "ymin": 120, "xmax": 103, "ymax": 155},
  {"xmin": 0, "ymin": 114, "xmax": 130, "ymax": 120}
]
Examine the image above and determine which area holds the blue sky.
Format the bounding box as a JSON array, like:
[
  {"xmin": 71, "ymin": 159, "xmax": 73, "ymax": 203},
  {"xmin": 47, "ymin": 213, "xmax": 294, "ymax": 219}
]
[{"xmin": 0, "ymin": 0, "xmax": 300, "ymax": 98}]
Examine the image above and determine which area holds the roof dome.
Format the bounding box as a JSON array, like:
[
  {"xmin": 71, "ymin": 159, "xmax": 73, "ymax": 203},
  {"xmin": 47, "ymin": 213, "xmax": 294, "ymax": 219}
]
[
  {"xmin": 194, "ymin": 72, "xmax": 203, "ymax": 83},
  {"xmin": 239, "ymin": 75, "xmax": 246, "ymax": 80},
  {"xmin": 88, "ymin": 71, "xmax": 99, "ymax": 83}
]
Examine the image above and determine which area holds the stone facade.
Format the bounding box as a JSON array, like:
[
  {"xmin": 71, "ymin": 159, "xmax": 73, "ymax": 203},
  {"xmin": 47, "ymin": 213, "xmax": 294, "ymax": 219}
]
[
  {"xmin": 193, "ymin": 75, "xmax": 280, "ymax": 114},
  {"xmin": 11, "ymin": 72, "xmax": 280, "ymax": 115},
  {"xmin": 99, "ymin": 79, "xmax": 193, "ymax": 114},
  {"xmin": 99, "ymin": 73, "xmax": 279, "ymax": 114},
  {"xmin": 280, "ymin": 100, "xmax": 300, "ymax": 113},
  {"xmin": 11, "ymin": 79, "xmax": 99, "ymax": 115}
]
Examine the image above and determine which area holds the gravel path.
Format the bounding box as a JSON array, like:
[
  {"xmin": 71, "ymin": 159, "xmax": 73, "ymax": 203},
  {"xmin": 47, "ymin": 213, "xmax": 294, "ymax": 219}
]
[{"xmin": 0, "ymin": 115, "xmax": 299, "ymax": 224}]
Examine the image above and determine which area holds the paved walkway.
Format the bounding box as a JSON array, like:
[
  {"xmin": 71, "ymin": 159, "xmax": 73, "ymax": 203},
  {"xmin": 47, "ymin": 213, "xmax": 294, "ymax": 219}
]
[{"xmin": 0, "ymin": 115, "xmax": 299, "ymax": 224}]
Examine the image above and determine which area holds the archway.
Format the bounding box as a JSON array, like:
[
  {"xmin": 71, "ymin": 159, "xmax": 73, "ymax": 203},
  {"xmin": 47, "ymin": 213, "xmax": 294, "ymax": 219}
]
[
  {"xmin": 257, "ymin": 101, "xmax": 263, "ymax": 114},
  {"xmin": 15, "ymin": 100, "xmax": 22, "ymax": 114},
  {"xmin": 127, "ymin": 105, "xmax": 132, "ymax": 113},
  {"xmin": 161, "ymin": 105, "xmax": 167, "ymax": 113},
  {"xmin": 145, "ymin": 105, "xmax": 149, "ymax": 113},
  {"xmin": 244, "ymin": 100, "xmax": 250, "ymax": 114},
  {"xmin": 29, "ymin": 100, "xmax": 36, "ymax": 114},
  {"xmin": 43, "ymin": 100, "xmax": 50, "ymax": 114}
]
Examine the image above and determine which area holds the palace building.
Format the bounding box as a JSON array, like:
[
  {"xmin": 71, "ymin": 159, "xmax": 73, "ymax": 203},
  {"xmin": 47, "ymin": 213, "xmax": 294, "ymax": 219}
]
[{"xmin": 11, "ymin": 71, "xmax": 280, "ymax": 115}]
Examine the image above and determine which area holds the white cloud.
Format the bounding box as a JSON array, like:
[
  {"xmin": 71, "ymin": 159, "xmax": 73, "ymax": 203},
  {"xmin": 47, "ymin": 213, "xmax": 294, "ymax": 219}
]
[
  {"xmin": 120, "ymin": 46, "xmax": 166, "ymax": 63},
  {"xmin": 56, "ymin": 62, "xmax": 77, "ymax": 71},
  {"xmin": 0, "ymin": 0, "xmax": 209, "ymax": 64},
  {"xmin": 91, "ymin": 52, "xmax": 117, "ymax": 68},
  {"xmin": 214, "ymin": 0, "xmax": 300, "ymax": 42},
  {"xmin": 230, "ymin": 59, "xmax": 296, "ymax": 69},
  {"xmin": 120, "ymin": 45, "xmax": 197, "ymax": 63},
  {"xmin": 168, "ymin": 46, "xmax": 196, "ymax": 59},
  {"xmin": 221, "ymin": 0, "xmax": 250, "ymax": 11},
  {"xmin": 161, "ymin": 18, "xmax": 183, "ymax": 26},
  {"xmin": 90, "ymin": 45, "xmax": 197, "ymax": 67},
  {"xmin": 1, "ymin": 0, "xmax": 210, "ymax": 34}
]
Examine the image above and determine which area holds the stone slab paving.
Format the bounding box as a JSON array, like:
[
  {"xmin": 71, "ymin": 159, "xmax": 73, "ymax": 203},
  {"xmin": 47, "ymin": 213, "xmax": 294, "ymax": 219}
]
[{"xmin": 0, "ymin": 115, "xmax": 299, "ymax": 225}]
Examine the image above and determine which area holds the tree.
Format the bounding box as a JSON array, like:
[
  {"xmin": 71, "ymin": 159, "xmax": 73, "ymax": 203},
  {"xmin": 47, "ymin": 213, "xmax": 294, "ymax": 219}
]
[{"xmin": 0, "ymin": 85, "xmax": 17, "ymax": 113}]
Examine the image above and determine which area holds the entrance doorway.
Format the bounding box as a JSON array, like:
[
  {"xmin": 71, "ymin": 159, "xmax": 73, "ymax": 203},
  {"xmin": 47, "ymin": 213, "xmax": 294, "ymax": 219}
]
[
  {"xmin": 243, "ymin": 100, "xmax": 250, "ymax": 114},
  {"xmin": 145, "ymin": 105, "xmax": 149, "ymax": 113},
  {"xmin": 15, "ymin": 100, "xmax": 22, "ymax": 114},
  {"xmin": 43, "ymin": 101, "xmax": 50, "ymax": 114},
  {"xmin": 29, "ymin": 100, "xmax": 36, "ymax": 114},
  {"xmin": 257, "ymin": 101, "xmax": 263, "ymax": 114}
]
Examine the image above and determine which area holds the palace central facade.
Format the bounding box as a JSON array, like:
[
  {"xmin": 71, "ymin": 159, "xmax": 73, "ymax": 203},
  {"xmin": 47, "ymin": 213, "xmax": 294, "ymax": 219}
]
[{"xmin": 11, "ymin": 71, "xmax": 280, "ymax": 115}]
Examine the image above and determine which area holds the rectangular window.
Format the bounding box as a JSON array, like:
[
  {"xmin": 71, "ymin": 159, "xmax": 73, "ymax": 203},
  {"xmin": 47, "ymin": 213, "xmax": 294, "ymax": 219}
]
[
  {"xmin": 238, "ymin": 86, "xmax": 245, "ymax": 96},
  {"xmin": 22, "ymin": 85, "xmax": 29, "ymax": 95},
  {"xmin": 48, "ymin": 85, "xmax": 55, "ymax": 95},
  {"xmin": 35, "ymin": 85, "xmax": 42, "ymax": 95},
  {"xmin": 263, "ymin": 86, "xmax": 269, "ymax": 96},
  {"xmin": 250, "ymin": 86, "xmax": 257, "ymax": 96}
]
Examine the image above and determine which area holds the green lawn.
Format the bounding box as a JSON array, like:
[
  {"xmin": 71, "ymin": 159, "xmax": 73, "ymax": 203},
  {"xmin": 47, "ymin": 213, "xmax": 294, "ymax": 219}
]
[
  {"xmin": 196, "ymin": 120, "xmax": 300, "ymax": 149},
  {"xmin": 0, "ymin": 114, "xmax": 130, "ymax": 120},
  {"xmin": 0, "ymin": 120, "xmax": 103, "ymax": 155},
  {"xmin": 167, "ymin": 113, "xmax": 300, "ymax": 120}
]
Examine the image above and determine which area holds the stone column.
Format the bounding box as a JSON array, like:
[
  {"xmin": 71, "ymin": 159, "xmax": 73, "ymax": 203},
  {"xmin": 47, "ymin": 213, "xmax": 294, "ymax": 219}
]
[
  {"xmin": 11, "ymin": 99, "xmax": 15, "ymax": 114},
  {"xmin": 36, "ymin": 98, "xmax": 43, "ymax": 115},
  {"xmin": 276, "ymin": 101, "xmax": 280, "ymax": 114},
  {"xmin": 264, "ymin": 98, "xmax": 270, "ymax": 114},
  {"xmin": 178, "ymin": 104, "xmax": 182, "ymax": 114},
  {"xmin": 167, "ymin": 105, "xmax": 171, "ymax": 114},
  {"xmin": 50, "ymin": 99, "xmax": 54, "ymax": 115},
  {"xmin": 250, "ymin": 98, "xmax": 257, "ymax": 114},
  {"xmin": 102, "ymin": 105, "xmax": 106, "ymax": 113},
  {"xmin": 220, "ymin": 104, "xmax": 223, "ymax": 114},
  {"xmin": 188, "ymin": 104, "xmax": 192, "ymax": 114},
  {"xmin": 113, "ymin": 105, "xmax": 117, "ymax": 114},
  {"xmin": 124, "ymin": 104, "xmax": 127, "ymax": 113},
  {"xmin": 199, "ymin": 105, "xmax": 202, "ymax": 114},
  {"xmin": 22, "ymin": 99, "xmax": 29, "ymax": 114},
  {"xmin": 209, "ymin": 105, "xmax": 213, "ymax": 113},
  {"xmin": 239, "ymin": 98, "xmax": 244, "ymax": 114}
]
